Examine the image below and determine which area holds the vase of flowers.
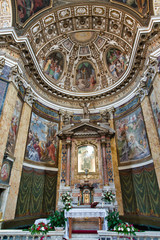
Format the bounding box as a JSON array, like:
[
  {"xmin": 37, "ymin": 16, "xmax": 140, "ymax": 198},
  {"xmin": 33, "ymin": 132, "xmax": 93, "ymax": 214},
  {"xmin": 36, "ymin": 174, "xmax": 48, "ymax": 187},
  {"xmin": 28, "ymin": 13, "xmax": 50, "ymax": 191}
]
[
  {"xmin": 61, "ymin": 192, "xmax": 72, "ymax": 211},
  {"xmin": 27, "ymin": 222, "xmax": 53, "ymax": 235},
  {"xmin": 113, "ymin": 222, "xmax": 139, "ymax": 236},
  {"xmin": 102, "ymin": 190, "xmax": 115, "ymax": 203}
]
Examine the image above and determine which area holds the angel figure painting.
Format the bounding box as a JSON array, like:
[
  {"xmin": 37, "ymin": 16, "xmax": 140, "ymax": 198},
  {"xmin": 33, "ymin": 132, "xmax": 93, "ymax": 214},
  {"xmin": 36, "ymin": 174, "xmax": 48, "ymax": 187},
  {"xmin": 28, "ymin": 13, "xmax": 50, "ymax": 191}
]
[
  {"xmin": 25, "ymin": 112, "xmax": 58, "ymax": 165},
  {"xmin": 76, "ymin": 62, "xmax": 96, "ymax": 91},
  {"xmin": 78, "ymin": 145, "xmax": 96, "ymax": 173}
]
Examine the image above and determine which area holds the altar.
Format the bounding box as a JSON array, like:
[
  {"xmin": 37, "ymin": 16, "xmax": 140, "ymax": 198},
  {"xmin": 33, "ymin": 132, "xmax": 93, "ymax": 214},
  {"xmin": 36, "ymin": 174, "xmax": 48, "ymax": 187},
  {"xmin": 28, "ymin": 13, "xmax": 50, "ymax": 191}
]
[{"xmin": 64, "ymin": 208, "xmax": 108, "ymax": 239}]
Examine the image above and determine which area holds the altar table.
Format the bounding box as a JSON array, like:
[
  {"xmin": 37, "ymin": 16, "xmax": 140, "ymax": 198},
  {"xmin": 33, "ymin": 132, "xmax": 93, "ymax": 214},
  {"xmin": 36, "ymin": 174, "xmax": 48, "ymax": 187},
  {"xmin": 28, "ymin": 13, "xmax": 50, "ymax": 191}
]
[{"xmin": 64, "ymin": 208, "xmax": 108, "ymax": 239}]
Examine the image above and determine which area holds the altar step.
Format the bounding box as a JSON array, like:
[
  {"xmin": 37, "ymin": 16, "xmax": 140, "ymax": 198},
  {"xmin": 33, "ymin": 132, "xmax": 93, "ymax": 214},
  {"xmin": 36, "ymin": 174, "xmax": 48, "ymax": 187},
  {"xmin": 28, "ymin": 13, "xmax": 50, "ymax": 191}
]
[{"xmin": 70, "ymin": 233, "xmax": 99, "ymax": 240}]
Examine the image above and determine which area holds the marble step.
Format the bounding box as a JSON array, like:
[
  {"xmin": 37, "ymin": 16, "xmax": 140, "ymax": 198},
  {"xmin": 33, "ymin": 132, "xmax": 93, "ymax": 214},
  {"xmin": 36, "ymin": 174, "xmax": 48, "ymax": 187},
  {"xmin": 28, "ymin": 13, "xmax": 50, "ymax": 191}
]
[{"xmin": 70, "ymin": 233, "xmax": 99, "ymax": 239}]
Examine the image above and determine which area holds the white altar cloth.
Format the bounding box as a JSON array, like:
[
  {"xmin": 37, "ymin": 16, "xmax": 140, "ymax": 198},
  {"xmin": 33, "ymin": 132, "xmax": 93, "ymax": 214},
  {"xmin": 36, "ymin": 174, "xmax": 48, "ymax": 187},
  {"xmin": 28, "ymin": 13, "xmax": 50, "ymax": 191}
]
[
  {"xmin": 64, "ymin": 208, "xmax": 108, "ymax": 239},
  {"xmin": 65, "ymin": 208, "xmax": 107, "ymax": 219}
]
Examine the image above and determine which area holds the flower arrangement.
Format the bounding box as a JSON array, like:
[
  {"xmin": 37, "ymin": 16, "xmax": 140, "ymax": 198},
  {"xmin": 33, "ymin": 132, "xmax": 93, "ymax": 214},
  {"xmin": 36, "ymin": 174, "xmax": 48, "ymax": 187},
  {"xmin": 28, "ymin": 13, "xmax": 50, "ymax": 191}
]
[
  {"xmin": 113, "ymin": 222, "xmax": 139, "ymax": 236},
  {"xmin": 28, "ymin": 222, "xmax": 52, "ymax": 235},
  {"xmin": 61, "ymin": 192, "xmax": 72, "ymax": 211},
  {"xmin": 48, "ymin": 210, "xmax": 66, "ymax": 229},
  {"xmin": 102, "ymin": 190, "xmax": 115, "ymax": 203}
]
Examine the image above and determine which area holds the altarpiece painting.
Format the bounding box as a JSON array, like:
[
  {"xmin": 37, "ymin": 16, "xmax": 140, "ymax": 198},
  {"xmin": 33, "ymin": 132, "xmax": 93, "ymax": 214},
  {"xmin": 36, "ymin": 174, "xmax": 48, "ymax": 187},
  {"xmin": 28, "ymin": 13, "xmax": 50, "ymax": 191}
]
[{"xmin": 78, "ymin": 145, "xmax": 96, "ymax": 173}]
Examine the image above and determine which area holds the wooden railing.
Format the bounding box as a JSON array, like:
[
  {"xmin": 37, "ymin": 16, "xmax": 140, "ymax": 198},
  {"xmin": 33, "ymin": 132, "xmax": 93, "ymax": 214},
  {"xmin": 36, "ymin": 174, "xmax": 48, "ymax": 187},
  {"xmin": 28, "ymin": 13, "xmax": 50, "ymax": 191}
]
[
  {"xmin": 0, "ymin": 230, "xmax": 64, "ymax": 240},
  {"xmin": 98, "ymin": 230, "xmax": 160, "ymax": 240}
]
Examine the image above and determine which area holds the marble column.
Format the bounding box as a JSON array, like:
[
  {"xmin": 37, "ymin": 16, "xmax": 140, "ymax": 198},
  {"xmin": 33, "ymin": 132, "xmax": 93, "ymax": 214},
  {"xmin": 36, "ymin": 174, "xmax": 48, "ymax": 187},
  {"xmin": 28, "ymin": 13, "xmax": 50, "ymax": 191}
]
[
  {"xmin": 101, "ymin": 136, "xmax": 109, "ymax": 186},
  {"xmin": 4, "ymin": 101, "xmax": 32, "ymax": 220},
  {"xmin": 109, "ymin": 116, "xmax": 124, "ymax": 215},
  {"xmin": 66, "ymin": 136, "xmax": 71, "ymax": 186},
  {"xmin": 141, "ymin": 95, "xmax": 160, "ymax": 189},
  {"xmin": 0, "ymin": 82, "xmax": 17, "ymax": 167}
]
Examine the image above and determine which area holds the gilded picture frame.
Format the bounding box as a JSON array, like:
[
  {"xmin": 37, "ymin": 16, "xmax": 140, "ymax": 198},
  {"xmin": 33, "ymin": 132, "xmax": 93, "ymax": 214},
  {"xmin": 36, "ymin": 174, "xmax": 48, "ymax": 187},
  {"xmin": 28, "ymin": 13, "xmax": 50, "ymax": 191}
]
[{"xmin": 74, "ymin": 140, "xmax": 99, "ymax": 180}]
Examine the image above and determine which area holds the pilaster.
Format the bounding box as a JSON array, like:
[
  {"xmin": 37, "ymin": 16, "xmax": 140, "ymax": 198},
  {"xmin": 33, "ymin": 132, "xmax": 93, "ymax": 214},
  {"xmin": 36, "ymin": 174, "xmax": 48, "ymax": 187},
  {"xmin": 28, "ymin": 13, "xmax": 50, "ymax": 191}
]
[
  {"xmin": 152, "ymin": 73, "xmax": 160, "ymax": 108},
  {"xmin": 109, "ymin": 114, "xmax": 124, "ymax": 215},
  {"xmin": 0, "ymin": 82, "xmax": 17, "ymax": 167},
  {"xmin": 141, "ymin": 95, "xmax": 160, "ymax": 189},
  {"xmin": 101, "ymin": 136, "xmax": 109, "ymax": 186},
  {"xmin": 4, "ymin": 100, "xmax": 32, "ymax": 220}
]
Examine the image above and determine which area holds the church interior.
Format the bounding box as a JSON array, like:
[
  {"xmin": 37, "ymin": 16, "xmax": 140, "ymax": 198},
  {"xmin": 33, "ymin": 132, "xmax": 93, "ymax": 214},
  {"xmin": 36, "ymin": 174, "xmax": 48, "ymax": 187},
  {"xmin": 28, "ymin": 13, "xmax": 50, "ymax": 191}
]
[{"xmin": 0, "ymin": 0, "xmax": 160, "ymax": 237}]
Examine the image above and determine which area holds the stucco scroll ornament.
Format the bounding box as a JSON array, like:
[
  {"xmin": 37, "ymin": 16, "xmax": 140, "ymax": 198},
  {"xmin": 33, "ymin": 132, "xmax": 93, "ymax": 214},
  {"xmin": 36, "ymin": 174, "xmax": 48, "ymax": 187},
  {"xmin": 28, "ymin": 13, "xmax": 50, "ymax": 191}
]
[
  {"xmin": 79, "ymin": 102, "xmax": 90, "ymax": 119},
  {"xmin": 135, "ymin": 79, "xmax": 148, "ymax": 101},
  {"xmin": 0, "ymin": 58, "xmax": 5, "ymax": 75},
  {"xmin": 25, "ymin": 86, "xmax": 37, "ymax": 106}
]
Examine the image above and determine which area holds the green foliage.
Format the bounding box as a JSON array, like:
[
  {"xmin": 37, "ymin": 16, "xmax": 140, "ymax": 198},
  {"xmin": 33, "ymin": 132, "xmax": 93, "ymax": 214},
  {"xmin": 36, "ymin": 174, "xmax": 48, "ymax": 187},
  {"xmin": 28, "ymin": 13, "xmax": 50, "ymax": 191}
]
[
  {"xmin": 27, "ymin": 222, "xmax": 52, "ymax": 235},
  {"xmin": 113, "ymin": 222, "xmax": 139, "ymax": 236},
  {"xmin": 48, "ymin": 210, "xmax": 66, "ymax": 228},
  {"xmin": 106, "ymin": 211, "xmax": 122, "ymax": 230}
]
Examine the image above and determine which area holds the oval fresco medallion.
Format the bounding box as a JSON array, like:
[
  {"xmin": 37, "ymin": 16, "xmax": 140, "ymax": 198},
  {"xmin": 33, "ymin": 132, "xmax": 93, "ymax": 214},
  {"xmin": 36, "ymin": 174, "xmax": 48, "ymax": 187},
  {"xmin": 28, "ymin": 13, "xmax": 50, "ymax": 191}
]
[
  {"xmin": 106, "ymin": 48, "xmax": 129, "ymax": 79},
  {"xmin": 76, "ymin": 62, "xmax": 96, "ymax": 91},
  {"xmin": 43, "ymin": 51, "xmax": 64, "ymax": 81}
]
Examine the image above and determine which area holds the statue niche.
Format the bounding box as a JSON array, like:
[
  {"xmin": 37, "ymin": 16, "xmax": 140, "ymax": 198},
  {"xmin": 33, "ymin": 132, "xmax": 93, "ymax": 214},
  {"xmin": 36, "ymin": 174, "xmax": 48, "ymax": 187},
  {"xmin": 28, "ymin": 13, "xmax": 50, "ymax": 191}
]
[{"xmin": 79, "ymin": 184, "xmax": 94, "ymax": 205}]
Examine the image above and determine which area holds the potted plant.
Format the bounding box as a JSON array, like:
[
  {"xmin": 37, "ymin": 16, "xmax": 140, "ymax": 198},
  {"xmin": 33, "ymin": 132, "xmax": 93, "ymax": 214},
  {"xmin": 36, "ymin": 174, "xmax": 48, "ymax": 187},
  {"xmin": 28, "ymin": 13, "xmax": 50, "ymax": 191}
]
[
  {"xmin": 106, "ymin": 210, "xmax": 122, "ymax": 230},
  {"xmin": 48, "ymin": 210, "xmax": 66, "ymax": 231}
]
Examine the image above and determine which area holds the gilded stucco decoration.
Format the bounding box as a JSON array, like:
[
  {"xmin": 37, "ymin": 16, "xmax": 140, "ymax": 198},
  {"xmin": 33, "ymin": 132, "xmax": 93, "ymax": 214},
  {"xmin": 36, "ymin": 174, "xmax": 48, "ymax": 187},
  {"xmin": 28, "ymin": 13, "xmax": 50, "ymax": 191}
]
[
  {"xmin": 24, "ymin": 4, "xmax": 139, "ymax": 95},
  {"xmin": 74, "ymin": 140, "xmax": 100, "ymax": 181},
  {"xmin": 0, "ymin": 0, "xmax": 12, "ymax": 28},
  {"xmin": 153, "ymin": 0, "xmax": 160, "ymax": 15}
]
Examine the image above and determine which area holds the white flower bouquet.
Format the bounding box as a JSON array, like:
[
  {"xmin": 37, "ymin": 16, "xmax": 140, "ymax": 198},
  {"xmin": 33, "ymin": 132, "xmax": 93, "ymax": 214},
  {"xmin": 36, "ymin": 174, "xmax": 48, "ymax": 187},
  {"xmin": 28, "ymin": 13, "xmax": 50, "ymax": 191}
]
[
  {"xmin": 102, "ymin": 190, "xmax": 115, "ymax": 203},
  {"xmin": 61, "ymin": 192, "xmax": 72, "ymax": 211}
]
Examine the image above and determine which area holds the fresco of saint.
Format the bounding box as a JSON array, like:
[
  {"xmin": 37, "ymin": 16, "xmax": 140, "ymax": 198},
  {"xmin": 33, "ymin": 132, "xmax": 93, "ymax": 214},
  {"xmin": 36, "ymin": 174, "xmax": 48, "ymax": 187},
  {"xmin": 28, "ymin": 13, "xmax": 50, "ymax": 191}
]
[
  {"xmin": 76, "ymin": 62, "xmax": 96, "ymax": 91},
  {"xmin": 43, "ymin": 52, "xmax": 64, "ymax": 81},
  {"xmin": 106, "ymin": 48, "xmax": 129, "ymax": 79},
  {"xmin": 6, "ymin": 99, "xmax": 23, "ymax": 155},
  {"xmin": 25, "ymin": 112, "xmax": 58, "ymax": 165},
  {"xmin": 115, "ymin": 107, "xmax": 150, "ymax": 162}
]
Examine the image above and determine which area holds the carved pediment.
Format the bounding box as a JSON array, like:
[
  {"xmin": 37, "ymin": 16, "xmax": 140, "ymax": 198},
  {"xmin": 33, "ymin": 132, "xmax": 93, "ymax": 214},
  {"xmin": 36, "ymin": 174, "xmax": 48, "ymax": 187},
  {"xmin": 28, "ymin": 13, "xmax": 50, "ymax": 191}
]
[{"xmin": 57, "ymin": 121, "xmax": 115, "ymax": 139}]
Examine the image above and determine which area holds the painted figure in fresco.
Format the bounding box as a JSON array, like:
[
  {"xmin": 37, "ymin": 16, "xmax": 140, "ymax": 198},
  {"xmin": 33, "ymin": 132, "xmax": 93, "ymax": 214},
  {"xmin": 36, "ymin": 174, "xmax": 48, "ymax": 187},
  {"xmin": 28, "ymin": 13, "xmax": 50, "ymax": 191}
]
[
  {"xmin": 1, "ymin": 163, "xmax": 10, "ymax": 181},
  {"xmin": 76, "ymin": 62, "xmax": 96, "ymax": 91},
  {"xmin": 106, "ymin": 48, "xmax": 129, "ymax": 79},
  {"xmin": 150, "ymin": 90, "xmax": 160, "ymax": 139},
  {"xmin": 26, "ymin": 112, "xmax": 58, "ymax": 164},
  {"xmin": 27, "ymin": 140, "xmax": 40, "ymax": 162},
  {"xmin": 17, "ymin": 0, "xmax": 50, "ymax": 23},
  {"xmin": 43, "ymin": 52, "xmax": 63, "ymax": 81},
  {"xmin": 6, "ymin": 99, "xmax": 22, "ymax": 155},
  {"xmin": 116, "ymin": 107, "xmax": 150, "ymax": 162},
  {"xmin": 113, "ymin": 0, "xmax": 147, "ymax": 14}
]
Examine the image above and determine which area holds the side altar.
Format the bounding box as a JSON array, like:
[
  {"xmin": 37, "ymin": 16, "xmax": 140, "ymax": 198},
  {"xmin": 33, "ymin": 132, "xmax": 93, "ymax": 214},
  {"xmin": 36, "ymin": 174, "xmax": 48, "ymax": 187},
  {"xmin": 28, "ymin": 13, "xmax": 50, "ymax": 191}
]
[{"xmin": 57, "ymin": 107, "xmax": 117, "ymax": 233}]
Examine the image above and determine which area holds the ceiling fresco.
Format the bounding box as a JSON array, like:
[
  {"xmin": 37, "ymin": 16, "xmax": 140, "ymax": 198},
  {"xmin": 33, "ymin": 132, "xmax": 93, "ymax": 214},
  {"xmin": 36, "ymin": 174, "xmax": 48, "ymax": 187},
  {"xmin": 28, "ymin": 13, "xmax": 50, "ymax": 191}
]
[
  {"xmin": 23, "ymin": 4, "xmax": 139, "ymax": 95},
  {"xmin": 0, "ymin": 0, "xmax": 160, "ymax": 109}
]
